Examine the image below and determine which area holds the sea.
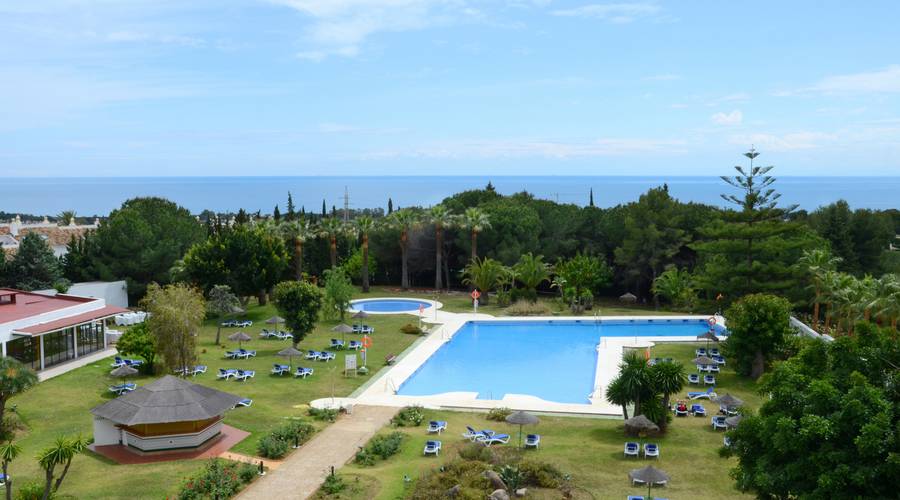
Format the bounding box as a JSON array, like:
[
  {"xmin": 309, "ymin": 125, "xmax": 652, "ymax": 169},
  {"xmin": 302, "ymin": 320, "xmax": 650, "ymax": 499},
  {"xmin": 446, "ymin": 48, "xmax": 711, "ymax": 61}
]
[{"xmin": 1, "ymin": 176, "xmax": 898, "ymax": 216}]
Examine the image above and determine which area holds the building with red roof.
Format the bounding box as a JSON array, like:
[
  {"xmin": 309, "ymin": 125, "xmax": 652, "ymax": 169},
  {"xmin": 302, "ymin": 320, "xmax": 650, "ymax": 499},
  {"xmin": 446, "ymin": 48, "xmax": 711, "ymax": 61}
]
[{"xmin": 0, "ymin": 288, "xmax": 129, "ymax": 371}]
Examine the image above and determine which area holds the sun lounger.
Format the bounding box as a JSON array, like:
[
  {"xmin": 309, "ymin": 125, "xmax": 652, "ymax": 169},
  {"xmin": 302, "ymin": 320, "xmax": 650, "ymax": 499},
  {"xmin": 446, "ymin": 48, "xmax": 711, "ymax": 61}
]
[
  {"xmin": 427, "ymin": 421, "xmax": 447, "ymax": 434},
  {"xmin": 713, "ymin": 355, "xmax": 726, "ymax": 365},
  {"xmin": 0, "ymin": 474, "xmax": 7, "ymax": 486},
  {"xmin": 723, "ymin": 435, "xmax": 732, "ymax": 447},
  {"xmin": 108, "ymin": 383, "xmax": 136, "ymax": 395},
  {"xmin": 708, "ymin": 364, "xmax": 720, "ymax": 373},
  {"xmin": 690, "ymin": 403, "xmax": 706, "ymax": 416},
  {"xmin": 225, "ymin": 350, "xmax": 240, "ymax": 359},
  {"xmin": 124, "ymin": 358, "xmax": 142, "ymax": 367},
  {"xmin": 480, "ymin": 433, "xmax": 510, "ymax": 446},
  {"xmin": 463, "ymin": 426, "xmax": 493, "ymax": 442},
  {"xmin": 330, "ymin": 339, "xmax": 345, "ymax": 349},
  {"xmin": 221, "ymin": 320, "xmax": 237, "ymax": 327},
  {"xmin": 704, "ymin": 374, "xmax": 716, "ymax": 385},
  {"xmin": 627, "ymin": 496, "xmax": 645, "ymax": 500},
  {"xmin": 695, "ymin": 348, "xmax": 707, "ymax": 356},
  {"xmin": 709, "ymin": 348, "xmax": 720, "ymax": 356},
  {"xmin": 674, "ymin": 403, "xmax": 689, "ymax": 417},
  {"xmin": 525, "ymin": 434, "xmax": 541, "ymax": 448},
  {"xmin": 237, "ymin": 320, "xmax": 252, "ymax": 327},
  {"xmin": 318, "ymin": 351, "xmax": 336, "ymax": 362},
  {"xmin": 271, "ymin": 364, "xmax": 290, "ymax": 376},
  {"xmin": 305, "ymin": 351, "xmax": 320, "ymax": 360},
  {"xmin": 643, "ymin": 443, "xmax": 659, "ymax": 458},
  {"xmin": 294, "ymin": 367, "xmax": 314, "ymax": 378},
  {"xmin": 217, "ymin": 368, "xmax": 237, "ymax": 379},
  {"xmin": 687, "ymin": 373, "xmax": 700, "ymax": 384},
  {"xmin": 234, "ymin": 398, "xmax": 252, "ymax": 408},
  {"xmin": 277, "ymin": 331, "xmax": 292, "ymax": 340},
  {"xmin": 711, "ymin": 416, "xmax": 727, "ymax": 430},
  {"xmin": 111, "ymin": 356, "xmax": 126, "ymax": 368},
  {"xmin": 348, "ymin": 340, "xmax": 362, "ymax": 350},
  {"xmin": 688, "ymin": 387, "xmax": 716, "ymax": 400},
  {"xmin": 632, "ymin": 476, "xmax": 668, "ymax": 487},
  {"xmin": 191, "ymin": 365, "xmax": 207, "ymax": 376},
  {"xmin": 385, "ymin": 354, "xmax": 397, "ymax": 365},
  {"xmin": 353, "ymin": 324, "xmax": 374, "ymax": 334},
  {"xmin": 235, "ymin": 370, "xmax": 255, "ymax": 381},
  {"xmin": 423, "ymin": 440, "xmax": 441, "ymax": 456},
  {"xmin": 624, "ymin": 441, "xmax": 640, "ymax": 458},
  {"xmin": 236, "ymin": 349, "xmax": 256, "ymax": 359},
  {"xmin": 719, "ymin": 405, "xmax": 739, "ymax": 416}
]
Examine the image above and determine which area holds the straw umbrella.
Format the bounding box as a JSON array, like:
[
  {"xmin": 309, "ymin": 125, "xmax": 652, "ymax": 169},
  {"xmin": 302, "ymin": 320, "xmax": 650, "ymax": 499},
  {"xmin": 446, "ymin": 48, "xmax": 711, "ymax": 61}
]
[
  {"xmin": 629, "ymin": 465, "xmax": 670, "ymax": 498},
  {"xmin": 110, "ymin": 364, "xmax": 138, "ymax": 385},
  {"xmin": 713, "ymin": 394, "xmax": 744, "ymax": 413},
  {"xmin": 277, "ymin": 346, "xmax": 304, "ymax": 370},
  {"xmin": 624, "ymin": 414, "xmax": 659, "ymax": 449},
  {"xmin": 619, "ymin": 292, "xmax": 637, "ymax": 303},
  {"xmin": 266, "ymin": 316, "xmax": 285, "ymax": 328},
  {"xmin": 228, "ymin": 331, "xmax": 251, "ymax": 348},
  {"xmin": 352, "ymin": 310, "xmax": 369, "ymax": 332},
  {"xmin": 505, "ymin": 410, "xmax": 539, "ymax": 448},
  {"xmin": 724, "ymin": 414, "xmax": 743, "ymax": 429},
  {"xmin": 696, "ymin": 331, "xmax": 719, "ymax": 352},
  {"xmin": 692, "ymin": 355, "xmax": 716, "ymax": 372},
  {"xmin": 332, "ymin": 323, "xmax": 354, "ymax": 345}
]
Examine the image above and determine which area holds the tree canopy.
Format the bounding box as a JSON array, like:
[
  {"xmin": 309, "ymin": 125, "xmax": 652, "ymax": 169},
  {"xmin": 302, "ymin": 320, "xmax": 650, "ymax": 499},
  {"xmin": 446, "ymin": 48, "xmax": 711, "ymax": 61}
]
[
  {"xmin": 142, "ymin": 283, "xmax": 205, "ymax": 373},
  {"xmin": 723, "ymin": 293, "xmax": 794, "ymax": 379},
  {"xmin": 273, "ymin": 280, "xmax": 323, "ymax": 347},
  {"xmin": 1, "ymin": 232, "xmax": 61, "ymax": 291}
]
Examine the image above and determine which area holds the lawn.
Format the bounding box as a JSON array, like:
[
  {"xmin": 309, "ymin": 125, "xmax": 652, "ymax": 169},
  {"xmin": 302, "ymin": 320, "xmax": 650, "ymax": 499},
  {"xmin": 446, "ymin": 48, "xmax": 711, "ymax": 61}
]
[
  {"xmin": 318, "ymin": 341, "xmax": 758, "ymax": 499},
  {"xmin": 6, "ymin": 299, "xmax": 426, "ymax": 499}
]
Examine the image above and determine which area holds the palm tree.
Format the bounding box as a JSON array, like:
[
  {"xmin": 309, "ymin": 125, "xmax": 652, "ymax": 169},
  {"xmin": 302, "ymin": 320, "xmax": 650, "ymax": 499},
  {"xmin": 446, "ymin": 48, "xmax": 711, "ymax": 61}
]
[
  {"xmin": 318, "ymin": 217, "xmax": 346, "ymax": 268},
  {"xmin": 513, "ymin": 253, "xmax": 550, "ymax": 302},
  {"xmin": 605, "ymin": 376, "xmax": 631, "ymax": 420},
  {"xmin": 56, "ymin": 210, "xmax": 76, "ymax": 226},
  {"xmin": 353, "ymin": 216, "xmax": 377, "ymax": 293},
  {"xmin": 461, "ymin": 207, "xmax": 491, "ymax": 262},
  {"xmin": 822, "ymin": 270, "xmax": 843, "ymax": 334},
  {"xmin": 428, "ymin": 205, "xmax": 454, "ymax": 291},
  {"xmin": 832, "ymin": 273, "xmax": 860, "ymax": 335},
  {"xmin": 611, "ymin": 351, "xmax": 651, "ymax": 416},
  {"xmin": 0, "ymin": 441, "xmax": 20, "ymax": 500},
  {"xmin": 0, "ymin": 358, "xmax": 38, "ymax": 429},
  {"xmin": 388, "ymin": 209, "xmax": 420, "ymax": 290},
  {"xmin": 651, "ymin": 268, "xmax": 695, "ymax": 310},
  {"xmin": 38, "ymin": 435, "xmax": 87, "ymax": 499},
  {"xmin": 650, "ymin": 361, "xmax": 685, "ymax": 430},
  {"xmin": 280, "ymin": 219, "xmax": 315, "ymax": 280},
  {"xmin": 874, "ymin": 274, "xmax": 900, "ymax": 331},
  {"xmin": 460, "ymin": 257, "xmax": 507, "ymax": 304},
  {"xmin": 798, "ymin": 249, "xmax": 842, "ymax": 331}
]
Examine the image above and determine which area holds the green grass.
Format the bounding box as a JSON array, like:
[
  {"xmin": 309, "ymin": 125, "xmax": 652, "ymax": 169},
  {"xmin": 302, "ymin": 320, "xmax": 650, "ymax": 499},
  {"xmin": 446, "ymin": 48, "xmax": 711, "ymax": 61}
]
[
  {"xmin": 318, "ymin": 342, "xmax": 758, "ymax": 499},
  {"xmin": 6, "ymin": 298, "xmax": 425, "ymax": 499}
]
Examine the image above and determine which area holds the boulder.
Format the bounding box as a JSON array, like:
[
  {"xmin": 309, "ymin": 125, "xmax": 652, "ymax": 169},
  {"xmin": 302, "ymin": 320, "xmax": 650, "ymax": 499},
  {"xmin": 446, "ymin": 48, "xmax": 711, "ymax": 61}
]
[
  {"xmin": 446, "ymin": 484, "xmax": 461, "ymax": 497},
  {"xmin": 514, "ymin": 488, "xmax": 527, "ymax": 497},
  {"xmin": 489, "ymin": 489, "xmax": 510, "ymax": 500},
  {"xmin": 484, "ymin": 470, "xmax": 507, "ymax": 490}
]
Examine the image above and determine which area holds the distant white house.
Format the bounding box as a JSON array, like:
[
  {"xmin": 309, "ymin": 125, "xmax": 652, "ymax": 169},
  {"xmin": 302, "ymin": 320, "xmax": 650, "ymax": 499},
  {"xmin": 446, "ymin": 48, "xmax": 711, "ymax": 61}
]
[{"xmin": 36, "ymin": 281, "xmax": 129, "ymax": 309}]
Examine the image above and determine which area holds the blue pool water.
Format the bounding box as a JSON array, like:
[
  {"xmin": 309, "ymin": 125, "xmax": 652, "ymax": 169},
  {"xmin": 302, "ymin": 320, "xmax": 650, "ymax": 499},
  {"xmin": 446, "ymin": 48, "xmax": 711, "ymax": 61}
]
[
  {"xmin": 349, "ymin": 298, "xmax": 432, "ymax": 313},
  {"xmin": 398, "ymin": 319, "xmax": 718, "ymax": 404}
]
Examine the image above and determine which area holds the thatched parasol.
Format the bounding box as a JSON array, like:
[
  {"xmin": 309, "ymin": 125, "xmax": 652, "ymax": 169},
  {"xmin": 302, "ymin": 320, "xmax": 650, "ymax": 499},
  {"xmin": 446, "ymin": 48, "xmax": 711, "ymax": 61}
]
[
  {"xmin": 505, "ymin": 410, "xmax": 539, "ymax": 448},
  {"xmin": 332, "ymin": 323, "xmax": 354, "ymax": 344},
  {"xmin": 110, "ymin": 364, "xmax": 138, "ymax": 385},
  {"xmin": 724, "ymin": 415, "xmax": 743, "ymax": 429},
  {"xmin": 266, "ymin": 316, "xmax": 285, "ymax": 325},
  {"xmin": 692, "ymin": 355, "xmax": 716, "ymax": 366},
  {"xmin": 277, "ymin": 346, "xmax": 304, "ymax": 370},
  {"xmin": 228, "ymin": 331, "xmax": 251, "ymax": 348},
  {"xmin": 624, "ymin": 414, "xmax": 659, "ymax": 439},
  {"xmin": 629, "ymin": 465, "xmax": 670, "ymax": 497},
  {"xmin": 713, "ymin": 394, "xmax": 744, "ymax": 409},
  {"xmin": 619, "ymin": 292, "xmax": 637, "ymax": 303}
]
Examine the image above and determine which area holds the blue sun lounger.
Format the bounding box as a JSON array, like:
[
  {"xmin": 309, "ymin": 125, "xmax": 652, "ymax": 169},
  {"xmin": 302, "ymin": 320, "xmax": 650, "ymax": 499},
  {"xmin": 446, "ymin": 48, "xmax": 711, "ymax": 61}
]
[
  {"xmin": 234, "ymin": 398, "xmax": 252, "ymax": 408},
  {"xmin": 108, "ymin": 383, "xmax": 136, "ymax": 395},
  {"xmin": 712, "ymin": 416, "xmax": 728, "ymax": 430},
  {"xmin": 688, "ymin": 373, "xmax": 700, "ymax": 384},
  {"xmin": 348, "ymin": 340, "xmax": 362, "ymax": 350},
  {"xmin": 330, "ymin": 339, "xmax": 345, "ymax": 349},
  {"xmin": 643, "ymin": 443, "xmax": 659, "ymax": 458},
  {"xmin": 305, "ymin": 351, "xmax": 320, "ymax": 360},
  {"xmin": 690, "ymin": 403, "xmax": 706, "ymax": 416},
  {"xmin": 217, "ymin": 368, "xmax": 237, "ymax": 379},
  {"xmin": 191, "ymin": 365, "xmax": 207, "ymax": 376},
  {"xmin": 525, "ymin": 434, "xmax": 541, "ymax": 448},
  {"xmin": 462, "ymin": 426, "xmax": 493, "ymax": 442},
  {"xmin": 235, "ymin": 370, "xmax": 255, "ymax": 381},
  {"xmin": 318, "ymin": 351, "xmax": 336, "ymax": 362},
  {"xmin": 624, "ymin": 441, "xmax": 639, "ymax": 457},
  {"xmin": 704, "ymin": 374, "xmax": 716, "ymax": 385},
  {"xmin": 271, "ymin": 364, "xmax": 290, "ymax": 376},
  {"xmin": 294, "ymin": 367, "xmax": 314, "ymax": 378},
  {"xmin": 423, "ymin": 440, "xmax": 441, "ymax": 456},
  {"xmin": 427, "ymin": 421, "xmax": 447, "ymax": 434},
  {"xmin": 688, "ymin": 387, "xmax": 716, "ymax": 400}
]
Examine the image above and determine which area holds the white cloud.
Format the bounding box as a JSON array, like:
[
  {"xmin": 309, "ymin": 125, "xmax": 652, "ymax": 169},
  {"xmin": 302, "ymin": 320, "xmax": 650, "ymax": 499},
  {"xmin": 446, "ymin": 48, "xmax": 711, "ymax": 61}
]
[
  {"xmin": 812, "ymin": 65, "xmax": 900, "ymax": 94},
  {"xmin": 706, "ymin": 92, "xmax": 750, "ymax": 106},
  {"xmin": 364, "ymin": 136, "xmax": 687, "ymax": 159},
  {"xmin": 728, "ymin": 131, "xmax": 835, "ymax": 152},
  {"xmin": 269, "ymin": 0, "xmax": 468, "ymax": 60},
  {"xmin": 711, "ymin": 110, "xmax": 743, "ymax": 126},
  {"xmin": 552, "ymin": 3, "xmax": 662, "ymax": 23}
]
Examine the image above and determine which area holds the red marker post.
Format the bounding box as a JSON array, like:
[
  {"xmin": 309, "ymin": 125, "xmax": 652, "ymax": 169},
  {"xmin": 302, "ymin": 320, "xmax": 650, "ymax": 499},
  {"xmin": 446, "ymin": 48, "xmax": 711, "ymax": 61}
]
[{"xmin": 471, "ymin": 289, "xmax": 481, "ymax": 313}]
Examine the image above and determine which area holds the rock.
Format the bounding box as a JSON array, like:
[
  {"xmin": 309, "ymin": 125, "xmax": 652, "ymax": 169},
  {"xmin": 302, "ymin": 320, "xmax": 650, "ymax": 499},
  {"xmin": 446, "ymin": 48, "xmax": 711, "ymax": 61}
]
[
  {"xmin": 484, "ymin": 470, "xmax": 507, "ymax": 490},
  {"xmin": 446, "ymin": 484, "xmax": 461, "ymax": 497},
  {"xmin": 515, "ymin": 488, "xmax": 527, "ymax": 497},
  {"xmin": 489, "ymin": 489, "xmax": 510, "ymax": 500}
]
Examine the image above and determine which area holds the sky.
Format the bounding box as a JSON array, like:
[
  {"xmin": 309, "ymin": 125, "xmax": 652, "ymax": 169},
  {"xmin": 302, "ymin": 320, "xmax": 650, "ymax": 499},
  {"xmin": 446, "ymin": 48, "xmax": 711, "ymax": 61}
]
[{"xmin": 2, "ymin": 0, "xmax": 900, "ymax": 177}]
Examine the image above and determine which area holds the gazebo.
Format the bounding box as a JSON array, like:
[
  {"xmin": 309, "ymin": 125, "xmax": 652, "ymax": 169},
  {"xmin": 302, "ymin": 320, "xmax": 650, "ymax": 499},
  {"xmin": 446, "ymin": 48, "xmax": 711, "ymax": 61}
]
[{"xmin": 91, "ymin": 375, "xmax": 242, "ymax": 452}]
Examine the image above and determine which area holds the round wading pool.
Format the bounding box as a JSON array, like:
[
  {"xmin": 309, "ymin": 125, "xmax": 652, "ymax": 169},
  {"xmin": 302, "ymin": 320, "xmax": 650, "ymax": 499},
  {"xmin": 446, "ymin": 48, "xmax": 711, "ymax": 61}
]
[{"xmin": 348, "ymin": 298, "xmax": 436, "ymax": 314}]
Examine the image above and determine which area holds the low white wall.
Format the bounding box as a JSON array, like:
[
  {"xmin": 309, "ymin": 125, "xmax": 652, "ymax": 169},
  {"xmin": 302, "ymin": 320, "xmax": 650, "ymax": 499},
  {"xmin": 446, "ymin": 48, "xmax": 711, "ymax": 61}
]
[
  {"xmin": 93, "ymin": 417, "xmax": 122, "ymax": 446},
  {"xmin": 790, "ymin": 316, "xmax": 834, "ymax": 342}
]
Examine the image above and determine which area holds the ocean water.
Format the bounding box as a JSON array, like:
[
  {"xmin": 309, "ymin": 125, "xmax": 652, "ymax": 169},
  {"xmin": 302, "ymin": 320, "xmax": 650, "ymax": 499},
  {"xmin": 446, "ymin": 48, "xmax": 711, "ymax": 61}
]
[
  {"xmin": 397, "ymin": 319, "xmax": 712, "ymax": 404},
  {"xmin": 1, "ymin": 176, "xmax": 898, "ymax": 216}
]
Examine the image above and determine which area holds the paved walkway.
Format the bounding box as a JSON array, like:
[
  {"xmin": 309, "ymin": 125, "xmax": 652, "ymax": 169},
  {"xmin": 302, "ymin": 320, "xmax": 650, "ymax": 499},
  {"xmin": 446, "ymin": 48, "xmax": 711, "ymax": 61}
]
[
  {"xmin": 38, "ymin": 347, "xmax": 117, "ymax": 381},
  {"xmin": 237, "ymin": 405, "xmax": 398, "ymax": 500}
]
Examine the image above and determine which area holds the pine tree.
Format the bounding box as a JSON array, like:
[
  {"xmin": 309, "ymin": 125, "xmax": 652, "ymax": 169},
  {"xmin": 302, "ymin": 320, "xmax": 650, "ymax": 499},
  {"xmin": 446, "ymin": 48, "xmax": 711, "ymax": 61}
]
[
  {"xmin": 286, "ymin": 192, "xmax": 296, "ymax": 221},
  {"xmin": 321, "ymin": 199, "xmax": 326, "ymax": 217},
  {"xmin": 3, "ymin": 232, "xmax": 62, "ymax": 290},
  {"xmin": 693, "ymin": 148, "xmax": 808, "ymax": 302},
  {"xmin": 486, "ymin": 181, "xmax": 496, "ymax": 192},
  {"xmin": 273, "ymin": 205, "xmax": 281, "ymax": 221},
  {"xmin": 387, "ymin": 198, "xmax": 394, "ymax": 214},
  {"xmin": 589, "ymin": 188, "xmax": 594, "ymax": 207}
]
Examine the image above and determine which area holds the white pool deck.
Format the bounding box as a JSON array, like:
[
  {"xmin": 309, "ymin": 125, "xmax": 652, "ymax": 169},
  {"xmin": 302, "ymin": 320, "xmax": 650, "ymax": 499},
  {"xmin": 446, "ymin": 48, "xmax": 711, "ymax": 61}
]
[{"xmin": 352, "ymin": 304, "xmax": 724, "ymax": 417}]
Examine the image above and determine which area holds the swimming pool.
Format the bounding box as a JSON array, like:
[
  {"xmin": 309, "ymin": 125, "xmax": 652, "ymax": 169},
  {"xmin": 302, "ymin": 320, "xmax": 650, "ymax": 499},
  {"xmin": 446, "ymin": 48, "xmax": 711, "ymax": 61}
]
[
  {"xmin": 349, "ymin": 298, "xmax": 434, "ymax": 313},
  {"xmin": 397, "ymin": 319, "xmax": 721, "ymax": 404}
]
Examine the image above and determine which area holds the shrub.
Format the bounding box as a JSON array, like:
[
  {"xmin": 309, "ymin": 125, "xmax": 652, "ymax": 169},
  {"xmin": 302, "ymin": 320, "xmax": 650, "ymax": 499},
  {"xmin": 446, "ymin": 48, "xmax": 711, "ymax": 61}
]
[
  {"xmin": 518, "ymin": 460, "xmax": 564, "ymax": 488},
  {"xmin": 308, "ymin": 407, "xmax": 339, "ymax": 422},
  {"xmin": 458, "ymin": 442, "xmax": 497, "ymax": 463},
  {"xmin": 15, "ymin": 483, "xmax": 45, "ymax": 500},
  {"xmin": 400, "ymin": 323, "xmax": 423, "ymax": 335},
  {"xmin": 321, "ymin": 473, "xmax": 346, "ymax": 494},
  {"xmin": 391, "ymin": 405, "xmax": 424, "ymax": 427},
  {"xmin": 486, "ymin": 407, "xmax": 512, "ymax": 421},
  {"xmin": 257, "ymin": 419, "xmax": 315, "ymax": 458},
  {"xmin": 176, "ymin": 459, "xmax": 256, "ymax": 500},
  {"xmin": 498, "ymin": 465, "xmax": 523, "ymax": 491},
  {"xmin": 355, "ymin": 431, "xmax": 404, "ymax": 465},
  {"xmin": 505, "ymin": 300, "xmax": 551, "ymax": 316},
  {"xmin": 409, "ymin": 459, "xmax": 492, "ymax": 499}
]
